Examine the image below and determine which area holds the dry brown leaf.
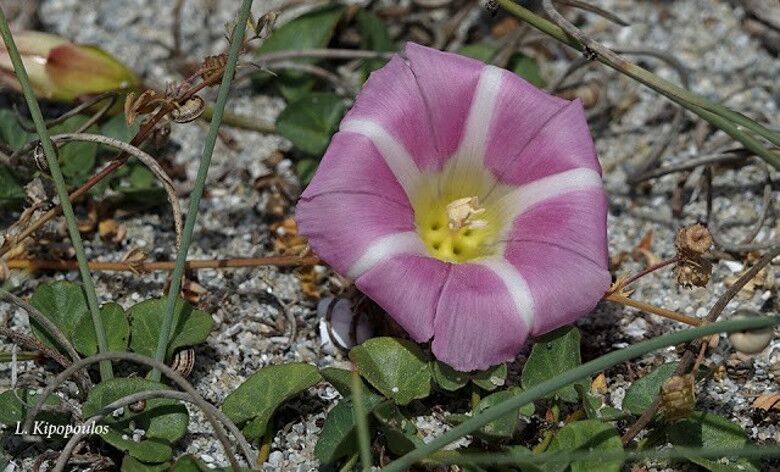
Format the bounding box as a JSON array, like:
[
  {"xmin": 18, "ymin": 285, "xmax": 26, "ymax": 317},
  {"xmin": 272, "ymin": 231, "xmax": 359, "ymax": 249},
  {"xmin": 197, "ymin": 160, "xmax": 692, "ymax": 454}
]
[
  {"xmin": 591, "ymin": 373, "xmax": 607, "ymax": 394},
  {"xmin": 753, "ymin": 393, "xmax": 780, "ymax": 411},
  {"xmin": 632, "ymin": 230, "xmax": 660, "ymax": 266}
]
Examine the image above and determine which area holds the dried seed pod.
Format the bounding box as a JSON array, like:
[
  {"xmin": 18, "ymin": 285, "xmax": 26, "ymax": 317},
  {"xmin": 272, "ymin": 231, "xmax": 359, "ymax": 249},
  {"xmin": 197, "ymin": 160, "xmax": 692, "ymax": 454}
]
[
  {"xmin": 725, "ymin": 353, "xmax": 755, "ymax": 383},
  {"xmin": 728, "ymin": 309, "xmax": 774, "ymax": 355},
  {"xmin": 32, "ymin": 141, "xmax": 52, "ymax": 174},
  {"xmin": 675, "ymin": 224, "xmax": 713, "ymax": 256},
  {"xmin": 659, "ymin": 374, "xmax": 695, "ymax": 421},
  {"xmin": 170, "ymin": 347, "xmax": 196, "ymax": 378},
  {"xmin": 170, "ymin": 96, "xmax": 205, "ymax": 123},
  {"xmin": 674, "ymin": 257, "xmax": 712, "ymax": 288},
  {"xmin": 201, "ymin": 54, "xmax": 228, "ymax": 86}
]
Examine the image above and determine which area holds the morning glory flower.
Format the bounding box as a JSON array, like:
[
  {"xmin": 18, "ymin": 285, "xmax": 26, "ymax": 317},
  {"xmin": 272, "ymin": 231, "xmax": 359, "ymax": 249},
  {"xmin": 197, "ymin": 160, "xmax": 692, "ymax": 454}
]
[{"xmin": 296, "ymin": 43, "xmax": 610, "ymax": 372}]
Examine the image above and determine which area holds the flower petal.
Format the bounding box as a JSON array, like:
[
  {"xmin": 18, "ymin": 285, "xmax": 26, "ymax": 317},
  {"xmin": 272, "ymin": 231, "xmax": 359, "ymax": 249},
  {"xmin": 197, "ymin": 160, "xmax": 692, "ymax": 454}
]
[
  {"xmin": 404, "ymin": 42, "xmax": 484, "ymax": 160},
  {"xmin": 432, "ymin": 263, "xmax": 531, "ymax": 371},
  {"xmin": 503, "ymin": 188, "xmax": 611, "ymax": 336},
  {"xmin": 486, "ymin": 99, "xmax": 600, "ymax": 186},
  {"xmin": 296, "ymin": 190, "xmax": 415, "ymax": 275},
  {"xmin": 340, "ymin": 54, "xmax": 439, "ymax": 181},
  {"xmin": 355, "ymin": 255, "xmax": 450, "ymax": 342}
]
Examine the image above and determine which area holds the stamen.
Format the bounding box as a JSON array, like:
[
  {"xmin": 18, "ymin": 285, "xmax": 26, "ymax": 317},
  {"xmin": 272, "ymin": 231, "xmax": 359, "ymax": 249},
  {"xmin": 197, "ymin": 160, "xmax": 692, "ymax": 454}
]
[{"xmin": 446, "ymin": 196, "xmax": 488, "ymax": 230}]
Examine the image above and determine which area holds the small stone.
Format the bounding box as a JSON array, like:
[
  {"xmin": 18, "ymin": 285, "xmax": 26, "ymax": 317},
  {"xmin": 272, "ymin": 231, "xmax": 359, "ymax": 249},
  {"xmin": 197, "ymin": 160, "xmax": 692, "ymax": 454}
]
[{"xmin": 268, "ymin": 451, "xmax": 283, "ymax": 467}]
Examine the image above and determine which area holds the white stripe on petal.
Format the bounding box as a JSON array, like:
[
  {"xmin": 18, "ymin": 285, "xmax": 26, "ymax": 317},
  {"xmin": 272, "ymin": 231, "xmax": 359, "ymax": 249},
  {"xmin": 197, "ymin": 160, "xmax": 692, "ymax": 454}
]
[
  {"xmin": 478, "ymin": 257, "xmax": 535, "ymax": 330},
  {"xmin": 347, "ymin": 231, "xmax": 427, "ymax": 279},
  {"xmin": 496, "ymin": 168, "xmax": 603, "ymax": 221},
  {"xmin": 341, "ymin": 119, "xmax": 422, "ymax": 197},
  {"xmin": 456, "ymin": 65, "xmax": 505, "ymax": 164}
]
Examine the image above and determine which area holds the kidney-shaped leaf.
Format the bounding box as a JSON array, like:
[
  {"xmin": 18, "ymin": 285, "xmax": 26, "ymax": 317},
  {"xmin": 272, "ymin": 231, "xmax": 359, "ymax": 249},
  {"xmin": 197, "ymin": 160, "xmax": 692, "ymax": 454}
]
[
  {"xmin": 623, "ymin": 362, "xmax": 678, "ymax": 415},
  {"xmin": 668, "ymin": 412, "xmax": 760, "ymax": 472},
  {"xmin": 222, "ymin": 362, "xmax": 321, "ymax": 440},
  {"xmin": 545, "ymin": 420, "xmax": 624, "ymax": 472},
  {"xmin": 521, "ymin": 327, "xmax": 585, "ymax": 403},
  {"xmin": 349, "ymin": 337, "xmax": 431, "ymax": 405},
  {"xmin": 128, "ymin": 297, "xmax": 213, "ymax": 361},
  {"xmin": 72, "ymin": 302, "xmax": 129, "ymax": 356},
  {"xmin": 30, "ymin": 280, "xmax": 89, "ymax": 352}
]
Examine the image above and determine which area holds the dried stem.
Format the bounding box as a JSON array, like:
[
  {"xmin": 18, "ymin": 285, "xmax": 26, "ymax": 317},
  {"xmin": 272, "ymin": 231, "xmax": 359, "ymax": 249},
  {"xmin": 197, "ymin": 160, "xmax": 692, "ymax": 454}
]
[
  {"xmin": 616, "ymin": 255, "xmax": 681, "ymax": 291},
  {"xmin": 604, "ymin": 292, "xmax": 704, "ymax": 327},
  {"xmin": 621, "ymin": 244, "xmax": 780, "ymax": 445},
  {"xmin": 53, "ymin": 389, "xmax": 255, "ymax": 472},
  {"xmin": 6, "ymin": 255, "xmax": 319, "ymax": 272},
  {"xmin": 47, "ymin": 133, "xmax": 184, "ymax": 247},
  {"xmin": 22, "ymin": 351, "xmax": 241, "ymax": 472}
]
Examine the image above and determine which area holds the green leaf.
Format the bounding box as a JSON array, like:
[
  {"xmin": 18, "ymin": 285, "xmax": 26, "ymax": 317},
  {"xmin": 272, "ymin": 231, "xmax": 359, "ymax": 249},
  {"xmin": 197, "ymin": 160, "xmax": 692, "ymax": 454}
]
[
  {"xmin": 356, "ymin": 10, "xmax": 393, "ymax": 76},
  {"xmin": 101, "ymin": 113, "xmax": 141, "ymax": 143},
  {"xmin": 0, "ymin": 389, "xmax": 69, "ymax": 432},
  {"xmin": 255, "ymin": 4, "xmax": 345, "ymax": 101},
  {"xmin": 510, "ymin": 54, "xmax": 544, "ymax": 88},
  {"xmin": 431, "ymin": 361, "xmax": 469, "ymax": 392},
  {"xmin": 295, "ymin": 158, "xmax": 318, "ymax": 185},
  {"xmin": 320, "ymin": 367, "xmax": 383, "ymax": 403},
  {"xmin": 667, "ymin": 412, "xmax": 760, "ymax": 472},
  {"xmin": 576, "ymin": 384, "xmax": 625, "ymax": 421},
  {"xmin": 0, "ymin": 108, "xmax": 34, "ymax": 150},
  {"xmin": 30, "ymin": 280, "xmax": 89, "ymax": 352},
  {"xmin": 622, "ymin": 362, "xmax": 678, "ymax": 415},
  {"xmin": 349, "ymin": 337, "xmax": 431, "ymax": 405},
  {"xmin": 72, "ymin": 302, "xmax": 129, "ymax": 356},
  {"xmin": 459, "ymin": 43, "xmax": 499, "ymax": 62},
  {"xmin": 128, "ymin": 297, "xmax": 213, "ymax": 361},
  {"xmin": 471, "ymin": 363, "xmax": 508, "ymax": 391},
  {"xmin": 101, "ymin": 431, "xmax": 172, "ymax": 464},
  {"xmin": 48, "ymin": 114, "xmax": 99, "ymax": 181},
  {"xmin": 521, "ymin": 327, "xmax": 586, "ymax": 403},
  {"xmin": 545, "ymin": 420, "xmax": 624, "ymax": 472},
  {"xmin": 372, "ymin": 401, "xmax": 421, "ymax": 455},
  {"xmin": 0, "ymin": 164, "xmax": 25, "ymax": 210},
  {"xmin": 276, "ymin": 93, "xmax": 345, "ymax": 155},
  {"xmin": 169, "ymin": 455, "xmax": 211, "ymax": 472},
  {"xmin": 315, "ymin": 394, "xmax": 383, "ymax": 465},
  {"xmin": 222, "ymin": 363, "xmax": 321, "ymax": 440},
  {"xmin": 475, "ymin": 387, "xmax": 534, "ymax": 440},
  {"xmin": 82, "ymin": 378, "xmax": 189, "ymax": 443},
  {"xmin": 120, "ymin": 456, "xmax": 170, "ymax": 472}
]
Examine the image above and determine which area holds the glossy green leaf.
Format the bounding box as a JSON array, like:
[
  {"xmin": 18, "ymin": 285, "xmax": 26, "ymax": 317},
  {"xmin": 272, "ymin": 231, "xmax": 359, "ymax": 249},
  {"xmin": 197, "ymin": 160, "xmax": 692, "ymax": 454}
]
[
  {"xmin": 0, "ymin": 108, "xmax": 33, "ymax": 150},
  {"xmin": 315, "ymin": 394, "xmax": 383, "ymax": 465},
  {"xmin": 276, "ymin": 92, "xmax": 345, "ymax": 155},
  {"xmin": 431, "ymin": 361, "xmax": 469, "ymax": 392},
  {"xmin": 356, "ymin": 10, "xmax": 393, "ymax": 76},
  {"xmin": 545, "ymin": 420, "xmax": 624, "ymax": 472},
  {"xmin": 82, "ymin": 377, "xmax": 189, "ymax": 443},
  {"xmin": 320, "ymin": 367, "xmax": 383, "ymax": 403},
  {"xmin": 623, "ymin": 362, "xmax": 678, "ymax": 415},
  {"xmin": 471, "ymin": 363, "xmax": 508, "ymax": 391},
  {"xmin": 667, "ymin": 412, "xmax": 760, "ymax": 472},
  {"xmin": 0, "ymin": 389, "xmax": 69, "ymax": 432},
  {"xmin": 475, "ymin": 387, "xmax": 534, "ymax": 440},
  {"xmin": 101, "ymin": 431, "xmax": 172, "ymax": 464},
  {"xmin": 373, "ymin": 400, "xmax": 421, "ymax": 455},
  {"xmin": 29, "ymin": 280, "xmax": 89, "ymax": 352},
  {"xmin": 0, "ymin": 164, "xmax": 25, "ymax": 210},
  {"xmin": 71, "ymin": 302, "xmax": 129, "ymax": 356},
  {"xmin": 255, "ymin": 4, "xmax": 345, "ymax": 101},
  {"xmin": 521, "ymin": 327, "xmax": 586, "ymax": 403},
  {"xmin": 222, "ymin": 362, "xmax": 321, "ymax": 440},
  {"xmin": 349, "ymin": 337, "xmax": 431, "ymax": 405},
  {"xmin": 128, "ymin": 297, "xmax": 213, "ymax": 361}
]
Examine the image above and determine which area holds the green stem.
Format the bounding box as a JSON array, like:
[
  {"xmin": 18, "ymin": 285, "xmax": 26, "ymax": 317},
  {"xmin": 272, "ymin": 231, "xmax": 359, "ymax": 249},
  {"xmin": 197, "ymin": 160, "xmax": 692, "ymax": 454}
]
[
  {"xmin": 0, "ymin": 351, "xmax": 39, "ymax": 362},
  {"xmin": 495, "ymin": 0, "xmax": 780, "ymax": 170},
  {"xmin": 382, "ymin": 315, "xmax": 780, "ymax": 471},
  {"xmin": 353, "ymin": 370, "xmax": 373, "ymax": 471},
  {"xmin": 150, "ymin": 0, "xmax": 254, "ymax": 381},
  {"xmin": 427, "ymin": 444, "xmax": 780, "ymax": 467},
  {"xmin": 0, "ymin": 7, "xmax": 112, "ymax": 380}
]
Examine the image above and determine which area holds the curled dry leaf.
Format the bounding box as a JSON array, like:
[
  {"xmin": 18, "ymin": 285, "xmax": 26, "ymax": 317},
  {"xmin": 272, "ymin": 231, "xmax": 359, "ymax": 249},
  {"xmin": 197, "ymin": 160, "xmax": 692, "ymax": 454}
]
[
  {"xmin": 632, "ymin": 230, "xmax": 660, "ymax": 266},
  {"xmin": 591, "ymin": 373, "xmax": 608, "ymax": 394},
  {"xmin": 752, "ymin": 393, "xmax": 780, "ymax": 411}
]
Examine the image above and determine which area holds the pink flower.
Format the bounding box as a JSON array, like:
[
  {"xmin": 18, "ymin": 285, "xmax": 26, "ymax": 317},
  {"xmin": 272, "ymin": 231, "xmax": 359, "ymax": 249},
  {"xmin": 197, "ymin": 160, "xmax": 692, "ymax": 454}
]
[{"xmin": 296, "ymin": 43, "xmax": 610, "ymax": 371}]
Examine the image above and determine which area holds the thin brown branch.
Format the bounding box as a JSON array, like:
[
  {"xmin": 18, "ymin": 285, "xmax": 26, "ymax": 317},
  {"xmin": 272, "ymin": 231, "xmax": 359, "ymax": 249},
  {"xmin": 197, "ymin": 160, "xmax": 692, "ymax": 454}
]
[
  {"xmin": 6, "ymin": 255, "xmax": 319, "ymax": 273},
  {"xmin": 604, "ymin": 292, "xmax": 704, "ymax": 327}
]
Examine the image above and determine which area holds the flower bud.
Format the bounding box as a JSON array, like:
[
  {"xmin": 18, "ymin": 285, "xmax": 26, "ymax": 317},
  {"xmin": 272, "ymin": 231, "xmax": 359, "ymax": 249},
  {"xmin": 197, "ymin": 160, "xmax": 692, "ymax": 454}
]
[{"xmin": 0, "ymin": 31, "xmax": 140, "ymax": 103}]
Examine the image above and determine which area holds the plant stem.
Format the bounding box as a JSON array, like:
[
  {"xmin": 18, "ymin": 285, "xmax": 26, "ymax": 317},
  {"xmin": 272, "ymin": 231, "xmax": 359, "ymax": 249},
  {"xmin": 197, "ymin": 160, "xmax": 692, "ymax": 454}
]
[
  {"xmin": 151, "ymin": 0, "xmax": 254, "ymax": 381},
  {"xmin": 618, "ymin": 255, "xmax": 680, "ymax": 290},
  {"xmin": 494, "ymin": 0, "xmax": 780, "ymax": 170},
  {"xmin": 381, "ymin": 315, "xmax": 780, "ymax": 471},
  {"xmin": 6, "ymin": 255, "xmax": 318, "ymax": 272},
  {"xmin": 353, "ymin": 370, "xmax": 373, "ymax": 471},
  {"xmin": 0, "ymin": 7, "xmax": 113, "ymax": 380},
  {"xmin": 604, "ymin": 292, "xmax": 703, "ymax": 327}
]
